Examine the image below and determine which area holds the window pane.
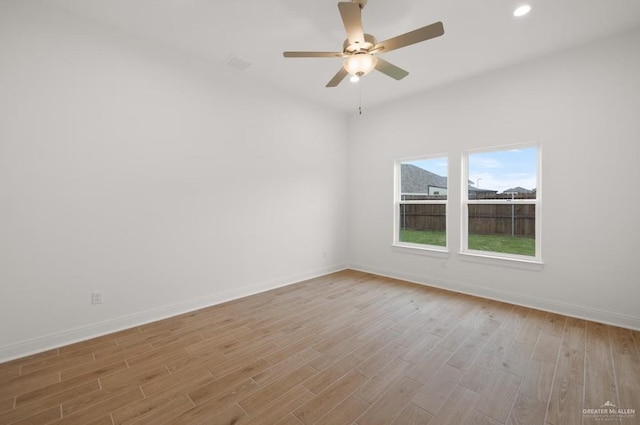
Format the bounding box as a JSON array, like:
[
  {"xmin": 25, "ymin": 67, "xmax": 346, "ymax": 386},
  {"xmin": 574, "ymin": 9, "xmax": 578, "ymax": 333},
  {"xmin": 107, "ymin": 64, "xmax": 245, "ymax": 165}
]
[
  {"xmin": 468, "ymin": 147, "xmax": 537, "ymax": 199},
  {"xmin": 468, "ymin": 204, "xmax": 535, "ymax": 256},
  {"xmin": 401, "ymin": 158, "xmax": 448, "ymax": 200},
  {"xmin": 399, "ymin": 204, "xmax": 446, "ymax": 247},
  {"xmin": 398, "ymin": 157, "xmax": 448, "ymax": 248}
]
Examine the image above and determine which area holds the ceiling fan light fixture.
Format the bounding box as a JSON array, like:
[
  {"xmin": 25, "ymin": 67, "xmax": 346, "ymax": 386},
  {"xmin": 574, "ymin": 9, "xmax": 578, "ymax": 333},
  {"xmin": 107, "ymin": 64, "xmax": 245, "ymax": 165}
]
[
  {"xmin": 350, "ymin": 75, "xmax": 360, "ymax": 83},
  {"xmin": 343, "ymin": 53, "xmax": 378, "ymax": 77},
  {"xmin": 283, "ymin": 2, "xmax": 444, "ymax": 87},
  {"xmin": 513, "ymin": 4, "xmax": 531, "ymax": 17}
]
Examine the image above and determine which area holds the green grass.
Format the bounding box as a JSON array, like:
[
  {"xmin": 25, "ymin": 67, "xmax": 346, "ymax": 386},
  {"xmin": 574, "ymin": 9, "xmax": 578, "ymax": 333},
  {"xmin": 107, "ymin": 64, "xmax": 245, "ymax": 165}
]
[
  {"xmin": 399, "ymin": 229, "xmax": 446, "ymax": 247},
  {"xmin": 468, "ymin": 233, "xmax": 535, "ymax": 256},
  {"xmin": 400, "ymin": 229, "xmax": 535, "ymax": 256}
]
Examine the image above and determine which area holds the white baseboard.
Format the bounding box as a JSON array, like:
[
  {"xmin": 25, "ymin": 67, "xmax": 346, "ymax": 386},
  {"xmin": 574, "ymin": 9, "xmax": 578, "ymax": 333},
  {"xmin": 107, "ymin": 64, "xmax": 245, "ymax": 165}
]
[
  {"xmin": 349, "ymin": 263, "xmax": 640, "ymax": 331},
  {"xmin": 5, "ymin": 262, "xmax": 636, "ymax": 363},
  {"xmin": 0, "ymin": 264, "xmax": 349, "ymax": 363}
]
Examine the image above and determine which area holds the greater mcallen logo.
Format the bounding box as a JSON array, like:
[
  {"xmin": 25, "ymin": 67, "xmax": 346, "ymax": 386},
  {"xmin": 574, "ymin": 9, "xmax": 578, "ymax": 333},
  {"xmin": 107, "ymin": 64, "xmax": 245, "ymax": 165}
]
[{"xmin": 583, "ymin": 401, "xmax": 636, "ymax": 421}]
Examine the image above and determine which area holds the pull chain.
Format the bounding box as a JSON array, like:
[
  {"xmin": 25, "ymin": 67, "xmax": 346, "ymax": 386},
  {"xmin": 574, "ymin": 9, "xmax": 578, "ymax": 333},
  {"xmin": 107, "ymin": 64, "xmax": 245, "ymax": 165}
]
[{"xmin": 358, "ymin": 78, "xmax": 363, "ymax": 115}]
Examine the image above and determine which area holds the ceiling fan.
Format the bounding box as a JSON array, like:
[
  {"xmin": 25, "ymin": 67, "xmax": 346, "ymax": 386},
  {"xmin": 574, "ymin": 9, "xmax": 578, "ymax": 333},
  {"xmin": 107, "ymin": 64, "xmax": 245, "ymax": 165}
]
[{"xmin": 283, "ymin": 0, "xmax": 444, "ymax": 87}]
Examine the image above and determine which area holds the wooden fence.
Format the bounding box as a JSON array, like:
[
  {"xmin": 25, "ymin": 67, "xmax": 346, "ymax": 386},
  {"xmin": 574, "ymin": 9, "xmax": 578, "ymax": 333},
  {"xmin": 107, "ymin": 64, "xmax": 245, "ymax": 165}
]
[
  {"xmin": 468, "ymin": 204, "xmax": 535, "ymax": 237},
  {"xmin": 400, "ymin": 204, "xmax": 446, "ymax": 233},
  {"xmin": 400, "ymin": 194, "xmax": 535, "ymax": 237}
]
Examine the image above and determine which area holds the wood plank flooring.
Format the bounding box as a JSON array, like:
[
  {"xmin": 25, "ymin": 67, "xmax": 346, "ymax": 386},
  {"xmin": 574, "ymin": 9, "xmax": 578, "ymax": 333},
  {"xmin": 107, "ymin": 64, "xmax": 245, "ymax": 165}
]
[{"xmin": 1, "ymin": 270, "xmax": 639, "ymax": 425}]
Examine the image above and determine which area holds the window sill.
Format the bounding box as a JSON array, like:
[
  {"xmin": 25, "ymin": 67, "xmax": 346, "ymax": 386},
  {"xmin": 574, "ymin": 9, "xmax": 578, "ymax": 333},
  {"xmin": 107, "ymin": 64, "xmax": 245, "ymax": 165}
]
[
  {"xmin": 458, "ymin": 251, "xmax": 544, "ymax": 271},
  {"xmin": 391, "ymin": 244, "xmax": 450, "ymax": 259}
]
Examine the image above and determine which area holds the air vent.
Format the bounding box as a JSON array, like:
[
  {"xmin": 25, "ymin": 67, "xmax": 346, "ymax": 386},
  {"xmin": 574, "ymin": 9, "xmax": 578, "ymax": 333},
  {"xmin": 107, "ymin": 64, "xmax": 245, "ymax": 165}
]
[{"xmin": 225, "ymin": 55, "xmax": 252, "ymax": 71}]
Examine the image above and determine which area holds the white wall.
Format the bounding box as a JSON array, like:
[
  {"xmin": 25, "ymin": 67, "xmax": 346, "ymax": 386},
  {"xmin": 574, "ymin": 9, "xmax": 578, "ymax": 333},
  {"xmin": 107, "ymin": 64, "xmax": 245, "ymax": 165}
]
[
  {"xmin": 348, "ymin": 28, "xmax": 640, "ymax": 330},
  {"xmin": 0, "ymin": 2, "xmax": 349, "ymax": 361}
]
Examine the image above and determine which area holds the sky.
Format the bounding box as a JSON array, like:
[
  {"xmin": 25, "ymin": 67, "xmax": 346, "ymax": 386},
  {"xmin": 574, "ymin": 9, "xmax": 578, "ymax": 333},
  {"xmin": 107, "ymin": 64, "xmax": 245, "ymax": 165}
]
[
  {"xmin": 407, "ymin": 146, "xmax": 538, "ymax": 193},
  {"xmin": 409, "ymin": 157, "xmax": 448, "ymax": 178}
]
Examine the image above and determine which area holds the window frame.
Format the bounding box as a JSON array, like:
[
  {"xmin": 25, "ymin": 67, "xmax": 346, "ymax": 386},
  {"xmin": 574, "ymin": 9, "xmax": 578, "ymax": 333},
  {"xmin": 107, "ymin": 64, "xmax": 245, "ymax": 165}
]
[
  {"xmin": 393, "ymin": 154, "xmax": 449, "ymax": 253},
  {"xmin": 461, "ymin": 142, "xmax": 542, "ymax": 264}
]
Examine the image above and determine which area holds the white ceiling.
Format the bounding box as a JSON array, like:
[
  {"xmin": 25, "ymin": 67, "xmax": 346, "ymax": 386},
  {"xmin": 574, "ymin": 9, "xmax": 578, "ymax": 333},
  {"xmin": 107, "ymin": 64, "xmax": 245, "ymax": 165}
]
[{"xmin": 47, "ymin": 0, "xmax": 640, "ymax": 112}]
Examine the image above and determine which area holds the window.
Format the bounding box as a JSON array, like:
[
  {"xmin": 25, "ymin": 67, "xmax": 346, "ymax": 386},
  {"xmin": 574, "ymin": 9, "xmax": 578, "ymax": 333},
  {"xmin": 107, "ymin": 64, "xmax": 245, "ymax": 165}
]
[
  {"xmin": 395, "ymin": 156, "xmax": 448, "ymax": 250},
  {"xmin": 462, "ymin": 144, "xmax": 541, "ymax": 262}
]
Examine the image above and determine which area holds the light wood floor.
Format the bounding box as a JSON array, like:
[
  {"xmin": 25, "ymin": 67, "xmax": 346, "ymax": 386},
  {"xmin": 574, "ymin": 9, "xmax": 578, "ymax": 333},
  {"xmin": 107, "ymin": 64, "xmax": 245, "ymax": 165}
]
[{"xmin": 1, "ymin": 270, "xmax": 638, "ymax": 425}]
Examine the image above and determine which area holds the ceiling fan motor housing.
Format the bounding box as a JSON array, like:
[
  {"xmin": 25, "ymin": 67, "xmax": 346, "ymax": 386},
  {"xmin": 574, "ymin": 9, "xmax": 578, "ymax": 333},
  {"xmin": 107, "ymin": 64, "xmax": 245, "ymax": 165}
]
[{"xmin": 343, "ymin": 33, "xmax": 377, "ymax": 54}]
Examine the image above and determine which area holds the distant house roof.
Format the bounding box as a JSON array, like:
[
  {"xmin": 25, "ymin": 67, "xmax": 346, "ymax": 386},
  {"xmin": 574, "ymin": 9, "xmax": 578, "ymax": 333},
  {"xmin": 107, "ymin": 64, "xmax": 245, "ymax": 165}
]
[
  {"xmin": 401, "ymin": 164, "xmax": 497, "ymax": 194},
  {"xmin": 502, "ymin": 187, "xmax": 533, "ymax": 194},
  {"xmin": 468, "ymin": 187, "xmax": 497, "ymax": 193},
  {"xmin": 401, "ymin": 164, "xmax": 447, "ymax": 193}
]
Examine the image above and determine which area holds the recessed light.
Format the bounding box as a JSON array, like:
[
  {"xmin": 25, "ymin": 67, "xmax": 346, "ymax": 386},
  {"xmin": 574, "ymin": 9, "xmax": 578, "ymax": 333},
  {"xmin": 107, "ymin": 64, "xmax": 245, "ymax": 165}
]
[{"xmin": 513, "ymin": 5, "xmax": 531, "ymax": 17}]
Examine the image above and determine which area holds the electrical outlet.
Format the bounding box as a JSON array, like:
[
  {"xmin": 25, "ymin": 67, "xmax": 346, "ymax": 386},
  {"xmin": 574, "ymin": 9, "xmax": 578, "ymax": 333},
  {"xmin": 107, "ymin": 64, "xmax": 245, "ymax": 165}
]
[{"xmin": 91, "ymin": 291, "xmax": 103, "ymax": 305}]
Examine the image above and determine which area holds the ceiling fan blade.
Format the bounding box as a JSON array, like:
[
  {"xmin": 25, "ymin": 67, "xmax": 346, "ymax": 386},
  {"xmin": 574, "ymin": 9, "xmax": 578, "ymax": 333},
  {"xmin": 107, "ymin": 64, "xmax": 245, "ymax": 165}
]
[
  {"xmin": 283, "ymin": 51, "xmax": 344, "ymax": 58},
  {"xmin": 374, "ymin": 57, "xmax": 409, "ymax": 80},
  {"xmin": 375, "ymin": 21, "xmax": 444, "ymax": 53},
  {"xmin": 326, "ymin": 68, "xmax": 349, "ymax": 87},
  {"xmin": 338, "ymin": 2, "xmax": 365, "ymax": 47}
]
